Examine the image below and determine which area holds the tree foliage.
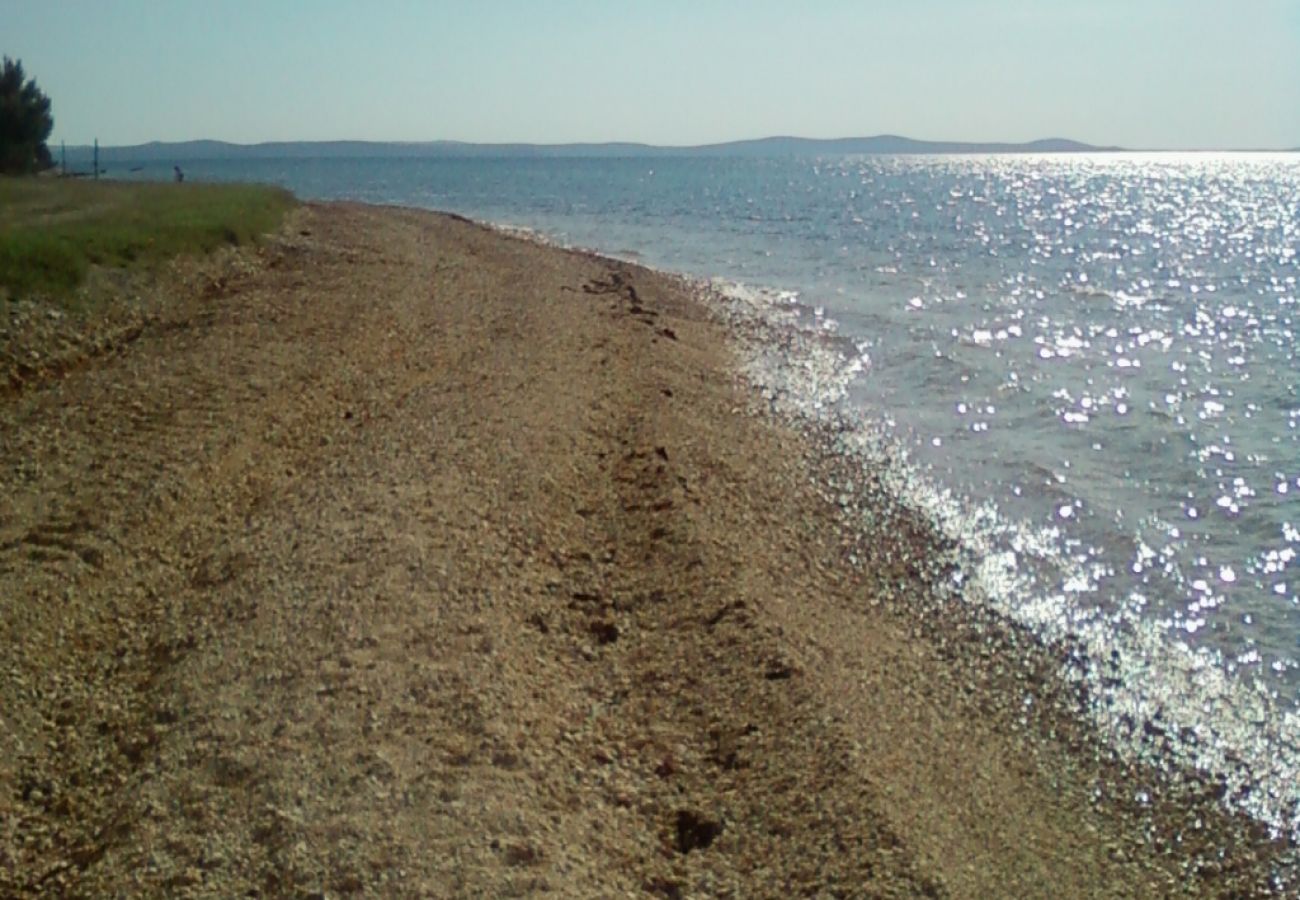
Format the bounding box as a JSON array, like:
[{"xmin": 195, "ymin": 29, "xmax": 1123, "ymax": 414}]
[{"xmin": 0, "ymin": 57, "xmax": 54, "ymax": 175}]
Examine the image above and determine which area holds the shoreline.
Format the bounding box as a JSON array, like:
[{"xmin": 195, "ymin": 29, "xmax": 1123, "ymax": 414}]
[
  {"xmin": 1, "ymin": 201, "xmax": 1293, "ymax": 895},
  {"xmin": 483, "ymin": 205, "xmax": 1300, "ymax": 849}
]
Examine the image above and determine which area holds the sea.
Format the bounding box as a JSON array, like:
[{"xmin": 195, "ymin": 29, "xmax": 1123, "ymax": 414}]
[{"xmin": 114, "ymin": 152, "xmax": 1299, "ymax": 841}]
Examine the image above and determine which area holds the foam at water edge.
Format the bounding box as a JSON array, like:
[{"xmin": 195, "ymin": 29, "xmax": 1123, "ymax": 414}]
[{"xmin": 697, "ymin": 276, "xmax": 1300, "ymax": 853}]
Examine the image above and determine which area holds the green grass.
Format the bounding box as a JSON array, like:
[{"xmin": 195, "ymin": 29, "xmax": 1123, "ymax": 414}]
[{"xmin": 0, "ymin": 177, "xmax": 295, "ymax": 301}]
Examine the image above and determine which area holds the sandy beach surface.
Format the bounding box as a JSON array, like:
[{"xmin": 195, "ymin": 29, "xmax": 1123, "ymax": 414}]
[{"xmin": 1, "ymin": 203, "xmax": 1290, "ymax": 897}]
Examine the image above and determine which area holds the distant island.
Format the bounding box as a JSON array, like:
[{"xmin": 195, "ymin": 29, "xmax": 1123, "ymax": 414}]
[{"xmin": 71, "ymin": 135, "xmax": 1125, "ymax": 162}]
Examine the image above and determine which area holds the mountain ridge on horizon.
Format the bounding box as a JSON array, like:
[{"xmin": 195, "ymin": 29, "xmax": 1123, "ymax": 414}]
[{"xmin": 69, "ymin": 134, "xmax": 1138, "ymax": 161}]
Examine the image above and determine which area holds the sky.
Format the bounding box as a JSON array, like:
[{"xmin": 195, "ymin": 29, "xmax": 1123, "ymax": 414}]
[{"xmin": 6, "ymin": 0, "xmax": 1299, "ymax": 150}]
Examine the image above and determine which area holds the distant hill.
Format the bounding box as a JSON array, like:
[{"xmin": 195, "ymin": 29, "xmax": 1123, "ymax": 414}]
[
  {"xmin": 70, "ymin": 134, "xmax": 1123, "ymax": 163},
  {"xmin": 689, "ymin": 135, "xmax": 1117, "ymax": 155}
]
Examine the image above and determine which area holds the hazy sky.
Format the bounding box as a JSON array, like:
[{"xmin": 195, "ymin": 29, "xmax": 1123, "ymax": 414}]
[{"xmin": 7, "ymin": 0, "xmax": 1299, "ymax": 149}]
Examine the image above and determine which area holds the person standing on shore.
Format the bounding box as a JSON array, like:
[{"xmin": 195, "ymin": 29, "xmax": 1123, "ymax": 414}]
[{"xmin": 174, "ymin": 165, "xmax": 184, "ymax": 183}]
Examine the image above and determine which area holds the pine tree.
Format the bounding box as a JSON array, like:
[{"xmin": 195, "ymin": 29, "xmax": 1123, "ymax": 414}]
[{"xmin": 0, "ymin": 57, "xmax": 55, "ymax": 175}]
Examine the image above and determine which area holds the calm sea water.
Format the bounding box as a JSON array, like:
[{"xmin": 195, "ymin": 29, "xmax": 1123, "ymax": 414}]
[{"xmin": 116, "ymin": 153, "xmax": 1300, "ymax": 834}]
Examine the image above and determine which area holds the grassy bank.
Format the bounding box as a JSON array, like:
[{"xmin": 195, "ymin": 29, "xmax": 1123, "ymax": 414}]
[{"xmin": 0, "ymin": 177, "xmax": 294, "ymax": 301}]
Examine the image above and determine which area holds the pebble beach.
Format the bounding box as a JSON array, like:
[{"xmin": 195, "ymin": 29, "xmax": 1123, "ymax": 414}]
[{"xmin": 1, "ymin": 202, "xmax": 1294, "ymax": 897}]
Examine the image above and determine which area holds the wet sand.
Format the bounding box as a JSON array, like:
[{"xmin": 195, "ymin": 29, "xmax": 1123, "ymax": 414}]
[{"xmin": 0, "ymin": 202, "xmax": 1291, "ymax": 896}]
